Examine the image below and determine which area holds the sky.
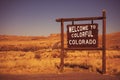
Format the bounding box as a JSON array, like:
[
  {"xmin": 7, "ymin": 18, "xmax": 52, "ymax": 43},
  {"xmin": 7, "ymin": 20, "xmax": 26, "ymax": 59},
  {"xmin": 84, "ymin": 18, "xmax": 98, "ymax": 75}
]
[{"xmin": 0, "ymin": 0, "xmax": 120, "ymax": 36}]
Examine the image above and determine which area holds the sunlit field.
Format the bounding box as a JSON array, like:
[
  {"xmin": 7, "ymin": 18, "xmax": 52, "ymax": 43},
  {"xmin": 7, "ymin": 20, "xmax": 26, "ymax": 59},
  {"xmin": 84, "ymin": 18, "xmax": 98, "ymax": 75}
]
[{"xmin": 0, "ymin": 32, "xmax": 120, "ymax": 76}]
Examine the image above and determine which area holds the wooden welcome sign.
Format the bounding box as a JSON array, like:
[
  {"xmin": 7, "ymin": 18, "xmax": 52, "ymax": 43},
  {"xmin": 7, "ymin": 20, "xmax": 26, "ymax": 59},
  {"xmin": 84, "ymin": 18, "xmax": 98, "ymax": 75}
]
[{"xmin": 56, "ymin": 10, "xmax": 106, "ymax": 74}]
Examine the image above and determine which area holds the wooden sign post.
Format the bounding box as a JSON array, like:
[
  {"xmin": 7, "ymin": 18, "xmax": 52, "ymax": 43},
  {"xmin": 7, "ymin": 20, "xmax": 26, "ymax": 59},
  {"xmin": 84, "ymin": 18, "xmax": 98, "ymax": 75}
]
[
  {"xmin": 56, "ymin": 10, "xmax": 106, "ymax": 74},
  {"xmin": 102, "ymin": 10, "xmax": 106, "ymax": 74}
]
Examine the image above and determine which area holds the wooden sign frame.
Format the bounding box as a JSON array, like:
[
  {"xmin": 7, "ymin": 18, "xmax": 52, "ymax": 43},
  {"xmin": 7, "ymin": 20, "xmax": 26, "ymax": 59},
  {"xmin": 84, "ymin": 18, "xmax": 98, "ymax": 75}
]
[{"xmin": 56, "ymin": 10, "xmax": 106, "ymax": 74}]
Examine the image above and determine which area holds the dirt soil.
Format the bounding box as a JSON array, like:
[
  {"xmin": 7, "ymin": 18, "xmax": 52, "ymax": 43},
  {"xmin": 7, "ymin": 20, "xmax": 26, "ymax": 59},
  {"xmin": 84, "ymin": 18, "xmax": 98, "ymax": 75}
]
[{"xmin": 0, "ymin": 72, "xmax": 119, "ymax": 80}]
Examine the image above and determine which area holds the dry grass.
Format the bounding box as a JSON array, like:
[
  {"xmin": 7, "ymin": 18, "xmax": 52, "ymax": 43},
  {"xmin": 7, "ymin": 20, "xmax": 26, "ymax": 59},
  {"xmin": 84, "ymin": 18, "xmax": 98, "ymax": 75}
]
[
  {"xmin": 0, "ymin": 50, "xmax": 120, "ymax": 75},
  {"xmin": 64, "ymin": 50, "xmax": 120, "ymax": 75},
  {"xmin": 0, "ymin": 33, "xmax": 120, "ymax": 76},
  {"xmin": 0, "ymin": 51, "xmax": 60, "ymax": 74}
]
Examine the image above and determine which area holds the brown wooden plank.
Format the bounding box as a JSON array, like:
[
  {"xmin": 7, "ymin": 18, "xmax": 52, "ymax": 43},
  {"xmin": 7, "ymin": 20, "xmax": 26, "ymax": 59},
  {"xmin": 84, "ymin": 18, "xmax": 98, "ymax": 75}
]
[{"xmin": 56, "ymin": 16, "xmax": 104, "ymax": 22}]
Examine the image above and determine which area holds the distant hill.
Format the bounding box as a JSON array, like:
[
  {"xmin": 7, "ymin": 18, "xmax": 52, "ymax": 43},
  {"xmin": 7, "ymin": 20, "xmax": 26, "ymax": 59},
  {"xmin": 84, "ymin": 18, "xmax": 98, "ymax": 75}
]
[
  {"xmin": 0, "ymin": 32, "xmax": 120, "ymax": 49},
  {"xmin": 106, "ymin": 32, "xmax": 120, "ymax": 49},
  {"xmin": 0, "ymin": 35, "xmax": 47, "ymax": 41}
]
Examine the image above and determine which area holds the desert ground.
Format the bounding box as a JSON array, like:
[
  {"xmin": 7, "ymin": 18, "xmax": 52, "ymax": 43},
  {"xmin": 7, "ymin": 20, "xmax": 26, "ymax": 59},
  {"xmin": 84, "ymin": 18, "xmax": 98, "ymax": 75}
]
[{"xmin": 0, "ymin": 32, "xmax": 120, "ymax": 80}]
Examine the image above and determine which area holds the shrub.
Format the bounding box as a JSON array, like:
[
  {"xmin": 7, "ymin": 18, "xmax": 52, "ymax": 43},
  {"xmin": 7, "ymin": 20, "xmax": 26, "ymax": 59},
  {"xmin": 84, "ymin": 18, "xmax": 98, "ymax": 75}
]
[{"xmin": 34, "ymin": 53, "xmax": 41, "ymax": 59}]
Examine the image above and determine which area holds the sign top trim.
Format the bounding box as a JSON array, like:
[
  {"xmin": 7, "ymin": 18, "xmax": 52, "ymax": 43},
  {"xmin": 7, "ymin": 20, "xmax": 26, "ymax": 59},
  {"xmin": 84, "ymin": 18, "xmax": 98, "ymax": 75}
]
[
  {"xmin": 56, "ymin": 16, "xmax": 105, "ymax": 22},
  {"xmin": 67, "ymin": 23, "xmax": 98, "ymax": 26}
]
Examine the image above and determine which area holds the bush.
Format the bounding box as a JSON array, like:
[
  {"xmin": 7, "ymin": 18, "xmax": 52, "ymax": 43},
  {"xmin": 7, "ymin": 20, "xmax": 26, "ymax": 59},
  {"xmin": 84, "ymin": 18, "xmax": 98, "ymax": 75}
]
[{"xmin": 34, "ymin": 53, "xmax": 41, "ymax": 59}]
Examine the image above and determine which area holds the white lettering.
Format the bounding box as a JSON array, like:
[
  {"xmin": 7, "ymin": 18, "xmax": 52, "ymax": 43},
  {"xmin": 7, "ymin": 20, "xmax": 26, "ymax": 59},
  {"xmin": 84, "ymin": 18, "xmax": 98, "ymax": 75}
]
[
  {"xmin": 70, "ymin": 30, "xmax": 93, "ymax": 38},
  {"xmin": 68, "ymin": 39, "xmax": 96, "ymax": 45},
  {"xmin": 68, "ymin": 25, "xmax": 89, "ymax": 33}
]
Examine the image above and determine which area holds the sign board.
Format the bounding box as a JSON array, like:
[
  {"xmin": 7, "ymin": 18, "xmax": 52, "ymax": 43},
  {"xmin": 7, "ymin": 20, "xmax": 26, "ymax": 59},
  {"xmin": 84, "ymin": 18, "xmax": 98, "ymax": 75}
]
[{"xmin": 67, "ymin": 24, "xmax": 98, "ymax": 48}]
